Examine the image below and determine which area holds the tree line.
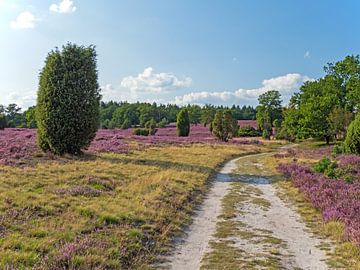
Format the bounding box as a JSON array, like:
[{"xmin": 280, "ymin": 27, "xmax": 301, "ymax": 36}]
[
  {"xmin": 255, "ymin": 55, "xmax": 360, "ymax": 154},
  {"xmin": 0, "ymin": 100, "xmax": 256, "ymax": 130}
]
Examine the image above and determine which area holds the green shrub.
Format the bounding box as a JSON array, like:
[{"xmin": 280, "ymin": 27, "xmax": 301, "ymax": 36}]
[
  {"xmin": 133, "ymin": 128, "xmax": 149, "ymax": 136},
  {"xmin": 313, "ymin": 157, "xmax": 338, "ymax": 178},
  {"xmin": 176, "ymin": 109, "xmax": 190, "ymax": 137},
  {"xmin": 332, "ymin": 144, "xmax": 344, "ymax": 155},
  {"xmin": 262, "ymin": 129, "xmax": 271, "ymax": 140},
  {"xmin": 158, "ymin": 118, "xmax": 168, "ymax": 128},
  {"xmin": 344, "ymin": 113, "xmax": 360, "ymax": 155},
  {"xmin": 238, "ymin": 125, "xmax": 261, "ymax": 137},
  {"xmin": 36, "ymin": 43, "xmax": 100, "ymax": 154},
  {"xmin": 212, "ymin": 110, "xmax": 235, "ymax": 142},
  {"xmin": 145, "ymin": 119, "xmax": 157, "ymax": 135},
  {"xmin": 0, "ymin": 114, "xmax": 6, "ymax": 129}
]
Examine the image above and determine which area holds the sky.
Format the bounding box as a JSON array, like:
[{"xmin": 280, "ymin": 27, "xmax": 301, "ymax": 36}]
[{"xmin": 1, "ymin": 0, "xmax": 360, "ymax": 109}]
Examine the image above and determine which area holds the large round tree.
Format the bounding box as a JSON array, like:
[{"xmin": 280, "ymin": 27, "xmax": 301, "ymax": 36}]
[{"xmin": 36, "ymin": 43, "xmax": 100, "ymax": 155}]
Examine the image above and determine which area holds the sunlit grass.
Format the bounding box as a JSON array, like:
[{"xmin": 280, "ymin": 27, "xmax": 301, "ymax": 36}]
[{"xmin": 0, "ymin": 143, "xmax": 262, "ymax": 269}]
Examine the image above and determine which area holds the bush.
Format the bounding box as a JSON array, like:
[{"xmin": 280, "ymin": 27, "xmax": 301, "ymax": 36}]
[
  {"xmin": 332, "ymin": 144, "xmax": 344, "ymax": 155},
  {"xmin": 133, "ymin": 128, "xmax": 149, "ymax": 136},
  {"xmin": 36, "ymin": 43, "xmax": 100, "ymax": 155},
  {"xmin": 344, "ymin": 113, "xmax": 360, "ymax": 155},
  {"xmin": 176, "ymin": 109, "xmax": 190, "ymax": 137},
  {"xmin": 238, "ymin": 125, "xmax": 261, "ymax": 137},
  {"xmin": 145, "ymin": 119, "xmax": 157, "ymax": 135},
  {"xmin": 212, "ymin": 110, "xmax": 235, "ymax": 142},
  {"xmin": 313, "ymin": 157, "xmax": 337, "ymax": 178},
  {"xmin": 262, "ymin": 129, "xmax": 271, "ymax": 140},
  {"xmin": 158, "ymin": 118, "xmax": 168, "ymax": 128},
  {"xmin": 0, "ymin": 114, "xmax": 6, "ymax": 130}
]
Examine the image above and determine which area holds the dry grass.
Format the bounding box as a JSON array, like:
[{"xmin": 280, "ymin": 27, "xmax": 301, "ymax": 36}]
[{"xmin": 0, "ymin": 143, "xmax": 262, "ymax": 269}]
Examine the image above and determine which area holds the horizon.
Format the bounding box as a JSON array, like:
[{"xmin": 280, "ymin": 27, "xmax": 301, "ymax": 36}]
[{"xmin": 1, "ymin": 0, "xmax": 360, "ymax": 109}]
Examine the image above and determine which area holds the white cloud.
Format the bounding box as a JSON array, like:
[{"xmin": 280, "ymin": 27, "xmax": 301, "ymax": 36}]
[
  {"xmin": 304, "ymin": 51, "xmax": 310, "ymax": 58},
  {"xmin": 50, "ymin": 0, "xmax": 76, "ymax": 14},
  {"xmin": 4, "ymin": 90, "xmax": 36, "ymax": 109},
  {"xmin": 174, "ymin": 73, "xmax": 314, "ymax": 106},
  {"xmin": 120, "ymin": 67, "xmax": 192, "ymax": 95},
  {"xmin": 10, "ymin": 11, "xmax": 38, "ymax": 29}
]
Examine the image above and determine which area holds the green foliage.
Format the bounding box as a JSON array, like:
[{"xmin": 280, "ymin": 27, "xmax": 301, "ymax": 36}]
[
  {"xmin": 281, "ymin": 55, "xmax": 360, "ymax": 144},
  {"xmin": 158, "ymin": 118, "xmax": 168, "ymax": 128},
  {"xmin": 343, "ymin": 113, "xmax": 360, "ymax": 154},
  {"xmin": 145, "ymin": 118, "xmax": 157, "ymax": 135},
  {"xmin": 262, "ymin": 129, "xmax": 270, "ymax": 140},
  {"xmin": 99, "ymin": 101, "xmax": 256, "ymax": 130},
  {"xmin": 201, "ymin": 104, "xmax": 216, "ymax": 126},
  {"xmin": 176, "ymin": 108, "xmax": 190, "ymax": 137},
  {"xmin": 187, "ymin": 104, "xmax": 202, "ymax": 124},
  {"xmin": 332, "ymin": 144, "xmax": 344, "ymax": 155},
  {"xmin": 121, "ymin": 118, "xmax": 131, "ymax": 129},
  {"xmin": 256, "ymin": 90, "xmax": 282, "ymax": 134},
  {"xmin": 212, "ymin": 110, "xmax": 236, "ymax": 142},
  {"xmin": 313, "ymin": 157, "xmax": 338, "ymax": 178},
  {"xmin": 133, "ymin": 128, "xmax": 149, "ymax": 136},
  {"xmin": 5, "ymin": 103, "xmax": 25, "ymax": 128},
  {"xmin": 36, "ymin": 43, "xmax": 100, "ymax": 155},
  {"xmin": 329, "ymin": 107, "xmax": 353, "ymax": 139},
  {"xmin": 0, "ymin": 113, "xmax": 6, "ymax": 129},
  {"xmin": 324, "ymin": 55, "xmax": 360, "ymax": 112},
  {"xmin": 25, "ymin": 106, "xmax": 37, "ymax": 128},
  {"xmin": 237, "ymin": 126, "xmax": 261, "ymax": 137}
]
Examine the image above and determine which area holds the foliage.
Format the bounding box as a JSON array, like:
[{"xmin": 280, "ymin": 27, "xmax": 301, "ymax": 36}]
[
  {"xmin": 278, "ymin": 162, "xmax": 360, "ymax": 246},
  {"xmin": 133, "ymin": 128, "xmax": 149, "ymax": 136},
  {"xmin": 145, "ymin": 118, "xmax": 157, "ymax": 135},
  {"xmin": 4, "ymin": 103, "xmax": 25, "ymax": 128},
  {"xmin": 344, "ymin": 113, "xmax": 360, "ymax": 155},
  {"xmin": 212, "ymin": 110, "xmax": 237, "ymax": 142},
  {"xmin": 158, "ymin": 118, "xmax": 168, "ymax": 128},
  {"xmin": 176, "ymin": 108, "xmax": 190, "ymax": 137},
  {"xmin": 324, "ymin": 55, "xmax": 360, "ymax": 112},
  {"xmin": 329, "ymin": 107, "xmax": 354, "ymax": 139},
  {"xmin": 281, "ymin": 55, "xmax": 360, "ymax": 144},
  {"xmin": 256, "ymin": 90, "xmax": 282, "ymax": 134},
  {"xmin": 25, "ymin": 106, "xmax": 37, "ymax": 128},
  {"xmin": 0, "ymin": 113, "xmax": 6, "ymax": 129},
  {"xmin": 36, "ymin": 43, "xmax": 100, "ymax": 155},
  {"xmin": 262, "ymin": 129, "xmax": 270, "ymax": 140},
  {"xmin": 237, "ymin": 125, "xmax": 261, "ymax": 137},
  {"xmin": 313, "ymin": 157, "xmax": 337, "ymax": 178}
]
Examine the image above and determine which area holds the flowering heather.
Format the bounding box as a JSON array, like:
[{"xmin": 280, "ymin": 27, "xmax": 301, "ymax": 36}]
[
  {"xmin": 237, "ymin": 120, "xmax": 257, "ymax": 129},
  {"xmin": 0, "ymin": 128, "xmax": 37, "ymax": 165},
  {"xmin": 0, "ymin": 126, "xmax": 260, "ymax": 165},
  {"xmin": 278, "ymin": 162, "xmax": 360, "ymax": 245}
]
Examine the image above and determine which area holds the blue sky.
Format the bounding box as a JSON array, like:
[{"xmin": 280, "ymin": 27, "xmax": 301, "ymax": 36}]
[{"xmin": 1, "ymin": 0, "xmax": 360, "ymax": 109}]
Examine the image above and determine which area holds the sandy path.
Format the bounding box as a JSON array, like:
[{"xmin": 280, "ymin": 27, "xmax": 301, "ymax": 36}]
[{"xmin": 162, "ymin": 153, "xmax": 329, "ymax": 270}]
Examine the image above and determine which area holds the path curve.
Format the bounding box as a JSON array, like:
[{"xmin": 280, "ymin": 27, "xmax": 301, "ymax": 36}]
[{"xmin": 162, "ymin": 153, "xmax": 329, "ymax": 270}]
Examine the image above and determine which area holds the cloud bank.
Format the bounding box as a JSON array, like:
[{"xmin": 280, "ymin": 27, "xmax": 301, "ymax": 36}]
[
  {"xmin": 120, "ymin": 67, "xmax": 192, "ymax": 95},
  {"xmin": 173, "ymin": 73, "xmax": 313, "ymax": 106}
]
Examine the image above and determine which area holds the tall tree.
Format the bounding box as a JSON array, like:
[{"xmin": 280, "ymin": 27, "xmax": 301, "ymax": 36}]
[
  {"xmin": 36, "ymin": 43, "xmax": 100, "ymax": 154},
  {"xmin": 256, "ymin": 90, "xmax": 282, "ymax": 135}
]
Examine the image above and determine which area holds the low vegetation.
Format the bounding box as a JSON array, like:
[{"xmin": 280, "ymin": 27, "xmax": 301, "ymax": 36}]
[{"xmin": 0, "ymin": 143, "xmax": 263, "ymax": 268}]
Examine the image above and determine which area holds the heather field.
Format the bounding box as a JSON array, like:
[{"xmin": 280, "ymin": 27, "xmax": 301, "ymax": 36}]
[
  {"xmin": 0, "ymin": 127, "xmax": 265, "ymax": 269},
  {"xmin": 0, "ymin": 124, "xmax": 260, "ymax": 166},
  {"xmin": 274, "ymin": 144, "xmax": 360, "ymax": 268}
]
